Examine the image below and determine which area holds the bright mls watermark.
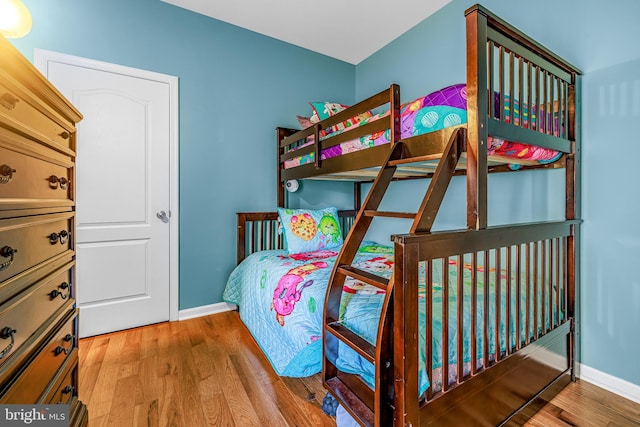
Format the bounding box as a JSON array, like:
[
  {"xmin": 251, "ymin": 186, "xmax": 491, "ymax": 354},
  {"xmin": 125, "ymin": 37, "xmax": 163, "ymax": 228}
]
[{"xmin": 0, "ymin": 405, "xmax": 68, "ymax": 426}]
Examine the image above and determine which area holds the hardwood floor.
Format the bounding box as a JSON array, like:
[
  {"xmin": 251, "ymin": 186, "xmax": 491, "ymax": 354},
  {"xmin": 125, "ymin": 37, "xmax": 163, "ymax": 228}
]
[{"xmin": 78, "ymin": 311, "xmax": 640, "ymax": 426}]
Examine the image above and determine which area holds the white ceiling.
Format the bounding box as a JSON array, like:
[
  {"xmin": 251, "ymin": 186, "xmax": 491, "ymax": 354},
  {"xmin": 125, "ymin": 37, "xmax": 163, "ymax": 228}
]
[{"xmin": 161, "ymin": 0, "xmax": 452, "ymax": 64}]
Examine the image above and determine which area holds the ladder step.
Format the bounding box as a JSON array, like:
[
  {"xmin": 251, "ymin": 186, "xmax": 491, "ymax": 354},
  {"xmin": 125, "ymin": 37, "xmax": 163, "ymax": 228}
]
[
  {"xmin": 326, "ymin": 377, "xmax": 374, "ymax": 427},
  {"xmin": 338, "ymin": 265, "xmax": 389, "ymax": 290},
  {"xmin": 387, "ymin": 153, "xmax": 442, "ymax": 166},
  {"xmin": 363, "ymin": 210, "xmax": 415, "ymax": 219},
  {"xmin": 326, "ymin": 322, "xmax": 376, "ymax": 364}
]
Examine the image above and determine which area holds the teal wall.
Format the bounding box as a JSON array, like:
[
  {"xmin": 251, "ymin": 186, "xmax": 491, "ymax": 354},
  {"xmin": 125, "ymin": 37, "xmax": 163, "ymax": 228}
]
[
  {"xmin": 10, "ymin": 0, "xmax": 356, "ymax": 310},
  {"xmin": 355, "ymin": 0, "xmax": 640, "ymax": 388}
]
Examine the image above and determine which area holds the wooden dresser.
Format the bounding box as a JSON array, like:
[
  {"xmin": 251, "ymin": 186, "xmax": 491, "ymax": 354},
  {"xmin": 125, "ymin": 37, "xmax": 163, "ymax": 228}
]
[{"xmin": 0, "ymin": 35, "xmax": 87, "ymax": 425}]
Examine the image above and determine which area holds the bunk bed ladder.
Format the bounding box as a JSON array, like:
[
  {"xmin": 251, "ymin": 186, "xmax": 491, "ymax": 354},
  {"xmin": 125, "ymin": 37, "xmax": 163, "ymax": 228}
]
[{"xmin": 323, "ymin": 127, "xmax": 467, "ymax": 426}]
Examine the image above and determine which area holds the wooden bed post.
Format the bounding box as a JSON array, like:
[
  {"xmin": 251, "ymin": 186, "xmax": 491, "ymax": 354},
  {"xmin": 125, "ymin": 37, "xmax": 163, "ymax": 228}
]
[
  {"xmin": 276, "ymin": 127, "xmax": 297, "ymax": 208},
  {"xmin": 277, "ymin": 127, "xmax": 286, "ymax": 208},
  {"xmin": 236, "ymin": 213, "xmax": 248, "ymax": 265},
  {"xmin": 465, "ymin": 5, "xmax": 489, "ymax": 230},
  {"xmin": 389, "ymin": 84, "xmax": 401, "ymax": 150},
  {"xmin": 566, "ymin": 73, "xmax": 581, "ymax": 381},
  {"xmin": 353, "ymin": 182, "xmax": 362, "ymax": 211},
  {"xmin": 393, "ymin": 239, "xmax": 420, "ymax": 426},
  {"xmin": 566, "ymin": 77, "xmax": 580, "ymax": 223}
]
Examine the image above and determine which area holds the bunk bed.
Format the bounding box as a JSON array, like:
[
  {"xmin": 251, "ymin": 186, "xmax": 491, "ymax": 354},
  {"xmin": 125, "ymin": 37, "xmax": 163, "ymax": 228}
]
[{"xmin": 225, "ymin": 4, "xmax": 580, "ymax": 426}]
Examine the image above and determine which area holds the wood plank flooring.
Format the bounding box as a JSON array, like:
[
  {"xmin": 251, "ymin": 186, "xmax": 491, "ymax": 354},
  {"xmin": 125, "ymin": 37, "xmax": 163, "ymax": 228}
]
[{"xmin": 78, "ymin": 311, "xmax": 640, "ymax": 426}]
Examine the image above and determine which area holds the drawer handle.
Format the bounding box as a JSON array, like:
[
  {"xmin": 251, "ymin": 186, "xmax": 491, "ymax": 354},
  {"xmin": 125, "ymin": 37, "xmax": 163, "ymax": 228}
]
[
  {"xmin": 49, "ymin": 230, "xmax": 70, "ymax": 245},
  {"xmin": 48, "ymin": 175, "xmax": 69, "ymax": 190},
  {"xmin": 0, "ymin": 93, "xmax": 19, "ymax": 110},
  {"xmin": 0, "ymin": 164, "xmax": 16, "ymax": 184},
  {"xmin": 59, "ymin": 131, "xmax": 70, "ymax": 139},
  {"xmin": 50, "ymin": 281, "xmax": 71, "ymax": 300},
  {"xmin": 62, "ymin": 385, "xmax": 74, "ymax": 395},
  {"xmin": 0, "ymin": 246, "xmax": 17, "ymax": 271},
  {"xmin": 57, "ymin": 385, "xmax": 74, "ymax": 404},
  {"xmin": 54, "ymin": 334, "xmax": 74, "ymax": 356},
  {"xmin": 0, "ymin": 327, "xmax": 16, "ymax": 359}
]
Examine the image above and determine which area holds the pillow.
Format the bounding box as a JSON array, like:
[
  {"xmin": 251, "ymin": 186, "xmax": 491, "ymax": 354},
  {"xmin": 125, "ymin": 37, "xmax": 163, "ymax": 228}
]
[
  {"xmin": 309, "ymin": 102, "xmax": 349, "ymax": 121},
  {"xmin": 277, "ymin": 207, "xmax": 343, "ymax": 254},
  {"xmin": 407, "ymin": 105, "xmax": 467, "ymax": 137},
  {"xmin": 296, "ymin": 115, "xmax": 314, "ymax": 129},
  {"xmin": 398, "ymin": 85, "xmax": 468, "ymax": 138},
  {"xmin": 309, "ymin": 101, "xmax": 374, "ymax": 137},
  {"xmin": 419, "ymin": 83, "xmax": 467, "ymax": 110},
  {"xmin": 296, "ymin": 115, "xmax": 315, "ymax": 143}
]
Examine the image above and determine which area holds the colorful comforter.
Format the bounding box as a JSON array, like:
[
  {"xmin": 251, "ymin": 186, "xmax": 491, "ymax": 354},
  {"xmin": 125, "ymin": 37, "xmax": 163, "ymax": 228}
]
[
  {"xmin": 223, "ymin": 243, "xmax": 560, "ymax": 395},
  {"xmin": 284, "ymin": 84, "xmax": 561, "ymax": 169}
]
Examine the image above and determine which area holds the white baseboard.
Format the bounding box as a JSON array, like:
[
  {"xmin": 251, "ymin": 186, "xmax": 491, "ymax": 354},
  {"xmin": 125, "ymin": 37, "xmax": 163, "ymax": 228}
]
[
  {"xmin": 579, "ymin": 363, "xmax": 640, "ymax": 404},
  {"xmin": 178, "ymin": 302, "xmax": 237, "ymax": 321}
]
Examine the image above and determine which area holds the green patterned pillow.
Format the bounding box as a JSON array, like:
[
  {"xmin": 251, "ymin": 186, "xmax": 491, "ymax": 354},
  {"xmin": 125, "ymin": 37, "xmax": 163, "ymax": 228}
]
[
  {"xmin": 277, "ymin": 207, "xmax": 343, "ymax": 254},
  {"xmin": 309, "ymin": 101, "xmax": 349, "ymax": 121}
]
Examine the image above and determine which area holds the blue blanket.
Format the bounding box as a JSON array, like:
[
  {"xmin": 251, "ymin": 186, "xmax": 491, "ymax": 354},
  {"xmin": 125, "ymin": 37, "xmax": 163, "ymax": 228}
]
[{"xmin": 223, "ymin": 242, "xmax": 394, "ymax": 377}]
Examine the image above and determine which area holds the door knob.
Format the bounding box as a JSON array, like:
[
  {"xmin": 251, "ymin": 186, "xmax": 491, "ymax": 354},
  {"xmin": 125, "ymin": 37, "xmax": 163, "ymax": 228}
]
[{"xmin": 156, "ymin": 210, "xmax": 169, "ymax": 223}]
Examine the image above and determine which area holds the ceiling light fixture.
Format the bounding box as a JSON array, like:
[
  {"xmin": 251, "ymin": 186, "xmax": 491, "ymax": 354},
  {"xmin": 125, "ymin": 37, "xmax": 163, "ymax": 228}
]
[{"xmin": 0, "ymin": 0, "xmax": 32, "ymax": 38}]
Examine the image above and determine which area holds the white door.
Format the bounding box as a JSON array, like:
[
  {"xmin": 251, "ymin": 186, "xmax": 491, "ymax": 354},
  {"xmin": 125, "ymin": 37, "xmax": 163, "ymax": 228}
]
[{"xmin": 35, "ymin": 51, "xmax": 179, "ymax": 337}]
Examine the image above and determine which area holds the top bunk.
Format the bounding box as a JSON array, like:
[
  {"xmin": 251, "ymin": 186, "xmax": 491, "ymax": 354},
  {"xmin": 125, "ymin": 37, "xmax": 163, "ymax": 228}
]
[{"xmin": 277, "ymin": 4, "xmax": 580, "ymax": 184}]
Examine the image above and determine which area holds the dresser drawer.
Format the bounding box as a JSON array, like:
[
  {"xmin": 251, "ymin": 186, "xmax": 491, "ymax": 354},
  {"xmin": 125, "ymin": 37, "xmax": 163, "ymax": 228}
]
[
  {"xmin": 0, "ymin": 213, "xmax": 73, "ymax": 283},
  {"xmin": 0, "ymin": 145, "xmax": 72, "ymax": 206},
  {"xmin": 43, "ymin": 354, "xmax": 78, "ymax": 405},
  {"xmin": 0, "ymin": 80, "xmax": 74, "ymax": 152},
  {"xmin": 0, "ymin": 263, "xmax": 74, "ymax": 364},
  {"xmin": 1, "ymin": 309, "xmax": 77, "ymax": 403}
]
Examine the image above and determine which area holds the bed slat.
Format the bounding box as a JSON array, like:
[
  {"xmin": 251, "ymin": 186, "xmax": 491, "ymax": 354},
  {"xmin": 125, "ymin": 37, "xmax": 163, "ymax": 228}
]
[
  {"xmin": 442, "ymin": 258, "xmax": 450, "ymax": 392},
  {"xmin": 495, "ymin": 248, "xmax": 502, "ymax": 363},
  {"xmin": 456, "ymin": 254, "xmax": 465, "ymax": 382},
  {"xmin": 483, "ymin": 250, "xmax": 490, "ymax": 368}
]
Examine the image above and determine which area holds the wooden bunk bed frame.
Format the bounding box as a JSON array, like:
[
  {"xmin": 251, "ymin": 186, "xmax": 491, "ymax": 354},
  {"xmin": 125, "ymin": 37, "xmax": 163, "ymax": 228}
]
[{"xmin": 238, "ymin": 4, "xmax": 580, "ymax": 426}]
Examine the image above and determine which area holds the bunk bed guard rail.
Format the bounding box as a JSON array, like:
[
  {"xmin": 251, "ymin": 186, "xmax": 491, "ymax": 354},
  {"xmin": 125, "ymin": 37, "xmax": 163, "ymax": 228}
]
[{"xmin": 392, "ymin": 219, "xmax": 579, "ymax": 426}]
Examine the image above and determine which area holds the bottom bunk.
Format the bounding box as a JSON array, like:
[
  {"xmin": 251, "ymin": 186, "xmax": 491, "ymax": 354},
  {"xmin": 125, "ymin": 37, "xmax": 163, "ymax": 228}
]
[
  {"xmin": 226, "ymin": 212, "xmax": 577, "ymax": 426},
  {"xmin": 385, "ymin": 221, "xmax": 577, "ymax": 426}
]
